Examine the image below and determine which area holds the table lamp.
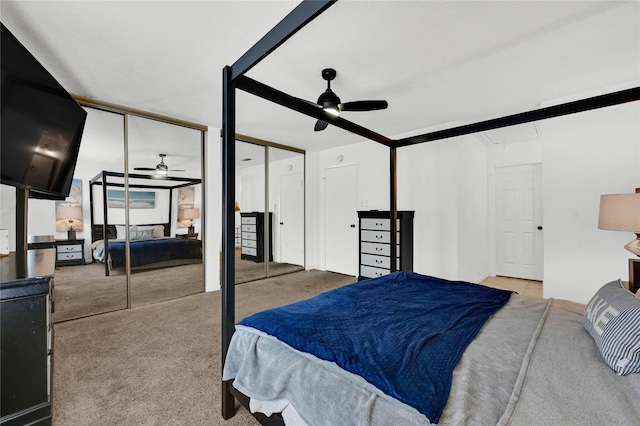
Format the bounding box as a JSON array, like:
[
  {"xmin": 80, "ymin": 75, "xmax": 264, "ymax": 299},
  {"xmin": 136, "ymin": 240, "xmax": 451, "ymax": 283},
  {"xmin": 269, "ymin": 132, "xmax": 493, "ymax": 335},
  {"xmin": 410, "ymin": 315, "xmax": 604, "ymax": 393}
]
[{"xmin": 56, "ymin": 205, "xmax": 83, "ymax": 240}]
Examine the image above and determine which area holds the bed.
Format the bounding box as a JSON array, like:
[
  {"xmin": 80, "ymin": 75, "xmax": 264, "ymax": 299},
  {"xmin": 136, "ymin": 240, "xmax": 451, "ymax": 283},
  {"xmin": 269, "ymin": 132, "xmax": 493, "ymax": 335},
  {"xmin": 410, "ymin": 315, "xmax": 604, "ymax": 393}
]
[
  {"xmin": 223, "ymin": 272, "xmax": 640, "ymax": 425},
  {"xmin": 89, "ymin": 170, "xmax": 202, "ymax": 276},
  {"xmin": 91, "ymin": 224, "xmax": 202, "ymax": 272},
  {"xmin": 219, "ymin": 1, "xmax": 640, "ymax": 423}
]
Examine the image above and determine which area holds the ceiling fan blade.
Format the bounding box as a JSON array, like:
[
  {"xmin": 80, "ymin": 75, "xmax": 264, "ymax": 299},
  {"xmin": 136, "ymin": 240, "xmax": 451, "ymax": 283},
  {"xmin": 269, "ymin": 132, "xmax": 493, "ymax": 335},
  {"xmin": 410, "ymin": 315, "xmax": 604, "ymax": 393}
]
[
  {"xmin": 314, "ymin": 120, "xmax": 329, "ymax": 131},
  {"xmin": 133, "ymin": 167, "xmax": 156, "ymax": 171},
  {"xmin": 340, "ymin": 100, "xmax": 388, "ymax": 112}
]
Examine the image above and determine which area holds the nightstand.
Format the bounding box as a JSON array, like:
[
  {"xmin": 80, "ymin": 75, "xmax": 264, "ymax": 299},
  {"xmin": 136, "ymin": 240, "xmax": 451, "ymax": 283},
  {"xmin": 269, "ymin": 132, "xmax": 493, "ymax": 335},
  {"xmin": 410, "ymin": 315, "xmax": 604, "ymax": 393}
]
[
  {"xmin": 175, "ymin": 233, "xmax": 198, "ymax": 240},
  {"xmin": 55, "ymin": 239, "xmax": 85, "ymax": 267}
]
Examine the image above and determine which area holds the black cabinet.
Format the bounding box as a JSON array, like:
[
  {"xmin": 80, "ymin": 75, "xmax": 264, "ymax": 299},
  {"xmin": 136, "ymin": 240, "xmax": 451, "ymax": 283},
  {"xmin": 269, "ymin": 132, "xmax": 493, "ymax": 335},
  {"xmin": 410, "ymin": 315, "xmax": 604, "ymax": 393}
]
[
  {"xmin": 358, "ymin": 210, "xmax": 414, "ymax": 281},
  {"xmin": 1, "ymin": 249, "xmax": 54, "ymax": 425},
  {"xmin": 240, "ymin": 212, "xmax": 273, "ymax": 263}
]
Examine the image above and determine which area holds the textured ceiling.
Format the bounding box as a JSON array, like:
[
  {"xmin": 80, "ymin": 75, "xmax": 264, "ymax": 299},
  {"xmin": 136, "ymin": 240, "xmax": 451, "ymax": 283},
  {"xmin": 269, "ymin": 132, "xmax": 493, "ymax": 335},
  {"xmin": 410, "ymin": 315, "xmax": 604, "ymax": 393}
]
[{"xmin": 1, "ymin": 0, "xmax": 639, "ymax": 159}]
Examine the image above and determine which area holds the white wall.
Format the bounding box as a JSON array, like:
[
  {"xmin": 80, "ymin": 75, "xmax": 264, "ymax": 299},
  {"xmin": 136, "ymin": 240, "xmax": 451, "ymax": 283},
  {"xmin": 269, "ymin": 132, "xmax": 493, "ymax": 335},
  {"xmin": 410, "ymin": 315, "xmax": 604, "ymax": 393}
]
[
  {"xmin": 312, "ymin": 134, "xmax": 490, "ymax": 282},
  {"xmin": 0, "ymin": 185, "xmax": 17, "ymax": 251},
  {"xmin": 205, "ymin": 129, "xmax": 220, "ymax": 292},
  {"xmin": 541, "ymin": 101, "xmax": 640, "ymax": 303}
]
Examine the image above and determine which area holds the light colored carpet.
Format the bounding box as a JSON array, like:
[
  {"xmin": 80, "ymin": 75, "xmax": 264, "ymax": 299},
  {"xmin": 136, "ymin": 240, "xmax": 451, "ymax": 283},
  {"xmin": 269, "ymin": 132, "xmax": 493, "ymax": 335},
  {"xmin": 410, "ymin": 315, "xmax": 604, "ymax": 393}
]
[
  {"xmin": 52, "ymin": 269, "xmax": 356, "ymax": 425},
  {"xmin": 52, "ymin": 262, "xmax": 205, "ymax": 322}
]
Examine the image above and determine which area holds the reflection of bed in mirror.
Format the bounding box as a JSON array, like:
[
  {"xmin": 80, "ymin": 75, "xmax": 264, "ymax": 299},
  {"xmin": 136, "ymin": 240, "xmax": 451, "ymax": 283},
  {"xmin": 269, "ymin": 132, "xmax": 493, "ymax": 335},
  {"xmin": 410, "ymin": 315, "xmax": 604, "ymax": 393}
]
[
  {"xmin": 89, "ymin": 170, "xmax": 202, "ymax": 276},
  {"xmin": 91, "ymin": 224, "xmax": 202, "ymax": 275}
]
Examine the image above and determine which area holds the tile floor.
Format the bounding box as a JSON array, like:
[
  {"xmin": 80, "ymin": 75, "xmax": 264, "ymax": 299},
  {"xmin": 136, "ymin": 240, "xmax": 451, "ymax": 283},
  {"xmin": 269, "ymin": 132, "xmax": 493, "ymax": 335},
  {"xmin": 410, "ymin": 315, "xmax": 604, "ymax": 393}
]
[{"xmin": 480, "ymin": 275, "xmax": 543, "ymax": 298}]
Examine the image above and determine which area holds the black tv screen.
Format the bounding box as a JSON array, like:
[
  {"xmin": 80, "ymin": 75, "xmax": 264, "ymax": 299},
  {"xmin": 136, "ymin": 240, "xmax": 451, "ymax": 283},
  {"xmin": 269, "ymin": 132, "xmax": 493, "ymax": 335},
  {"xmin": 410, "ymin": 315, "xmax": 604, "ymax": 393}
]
[{"xmin": 1, "ymin": 23, "xmax": 86, "ymax": 199}]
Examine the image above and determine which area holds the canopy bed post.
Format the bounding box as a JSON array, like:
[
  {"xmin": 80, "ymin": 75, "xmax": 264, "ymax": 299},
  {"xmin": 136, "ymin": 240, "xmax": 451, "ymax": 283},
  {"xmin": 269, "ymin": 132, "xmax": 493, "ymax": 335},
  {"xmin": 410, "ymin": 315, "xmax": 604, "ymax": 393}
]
[
  {"xmin": 220, "ymin": 1, "xmax": 338, "ymax": 419},
  {"xmin": 390, "ymin": 146, "xmax": 398, "ymax": 273},
  {"xmin": 101, "ymin": 171, "xmax": 110, "ymax": 277},
  {"xmin": 221, "ymin": 65, "xmax": 237, "ymax": 420}
]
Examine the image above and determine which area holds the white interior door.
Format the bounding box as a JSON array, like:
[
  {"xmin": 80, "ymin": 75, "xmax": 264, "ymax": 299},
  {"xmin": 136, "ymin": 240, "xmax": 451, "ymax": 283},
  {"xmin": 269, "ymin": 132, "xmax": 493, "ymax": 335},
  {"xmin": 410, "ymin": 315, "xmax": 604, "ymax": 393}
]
[
  {"xmin": 325, "ymin": 165, "xmax": 358, "ymax": 276},
  {"xmin": 495, "ymin": 163, "xmax": 543, "ymax": 280},
  {"xmin": 279, "ymin": 173, "xmax": 304, "ymax": 266}
]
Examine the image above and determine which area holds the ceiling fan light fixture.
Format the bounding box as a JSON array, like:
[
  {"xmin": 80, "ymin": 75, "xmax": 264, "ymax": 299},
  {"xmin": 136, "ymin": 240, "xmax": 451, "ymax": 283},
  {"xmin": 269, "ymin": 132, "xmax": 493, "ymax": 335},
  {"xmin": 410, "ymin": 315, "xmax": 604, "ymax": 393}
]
[
  {"xmin": 156, "ymin": 162, "xmax": 169, "ymax": 175},
  {"xmin": 318, "ymin": 89, "xmax": 341, "ymax": 117}
]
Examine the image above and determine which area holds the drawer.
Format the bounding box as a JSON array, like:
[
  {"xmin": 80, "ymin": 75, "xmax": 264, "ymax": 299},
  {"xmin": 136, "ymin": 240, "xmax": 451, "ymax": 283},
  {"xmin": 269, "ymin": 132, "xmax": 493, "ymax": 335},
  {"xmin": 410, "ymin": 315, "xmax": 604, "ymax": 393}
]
[
  {"xmin": 58, "ymin": 244, "xmax": 82, "ymax": 253},
  {"xmin": 361, "ymin": 242, "xmax": 400, "ymax": 257},
  {"xmin": 242, "ymin": 224, "xmax": 257, "ymax": 233},
  {"xmin": 360, "ymin": 218, "xmax": 401, "ymax": 231},
  {"xmin": 58, "ymin": 251, "xmax": 83, "ymax": 261},
  {"xmin": 361, "ymin": 253, "xmax": 390, "ymax": 269},
  {"xmin": 241, "ymin": 217, "xmax": 256, "ymax": 225},
  {"xmin": 241, "ymin": 247, "xmax": 257, "ymax": 256},
  {"xmin": 360, "ymin": 265, "xmax": 391, "ymax": 279},
  {"xmin": 243, "ymin": 239, "xmax": 257, "ymax": 248},
  {"xmin": 361, "ymin": 254, "xmax": 400, "ymax": 269},
  {"xmin": 361, "ymin": 230, "xmax": 400, "ymax": 244},
  {"xmin": 241, "ymin": 232, "xmax": 256, "ymax": 241}
]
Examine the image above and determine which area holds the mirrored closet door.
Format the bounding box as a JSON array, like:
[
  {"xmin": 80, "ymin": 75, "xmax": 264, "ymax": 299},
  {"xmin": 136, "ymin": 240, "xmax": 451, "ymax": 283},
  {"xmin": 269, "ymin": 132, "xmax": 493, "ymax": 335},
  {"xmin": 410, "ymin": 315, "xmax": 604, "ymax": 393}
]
[
  {"xmin": 127, "ymin": 115, "xmax": 204, "ymax": 307},
  {"xmin": 235, "ymin": 137, "xmax": 305, "ymax": 284},
  {"xmin": 36, "ymin": 101, "xmax": 206, "ymax": 322},
  {"xmin": 32, "ymin": 106, "xmax": 129, "ymax": 322}
]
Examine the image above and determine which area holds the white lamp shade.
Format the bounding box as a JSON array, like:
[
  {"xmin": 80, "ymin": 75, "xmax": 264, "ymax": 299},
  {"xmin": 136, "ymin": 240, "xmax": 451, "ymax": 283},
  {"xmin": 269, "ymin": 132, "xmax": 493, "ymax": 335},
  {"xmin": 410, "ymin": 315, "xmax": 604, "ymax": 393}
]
[
  {"xmin": 56, "ymin": 205, "xmax": 83, "ymax": 221},
  {"xmin": 598, "ymin": 194, "xmax": 640, "ymax": 232},
  {"xmin": 179, "ymin": 208, "xmax": 200, "ymax": 221}
]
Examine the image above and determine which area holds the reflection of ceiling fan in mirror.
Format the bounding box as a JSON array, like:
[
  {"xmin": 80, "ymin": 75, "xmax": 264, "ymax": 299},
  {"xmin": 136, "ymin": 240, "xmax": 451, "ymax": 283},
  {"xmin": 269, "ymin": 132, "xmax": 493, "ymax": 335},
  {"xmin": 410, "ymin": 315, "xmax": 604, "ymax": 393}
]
[{"xmin": 133, "ymin": 153, "xmax": 185, "ymax": 176}]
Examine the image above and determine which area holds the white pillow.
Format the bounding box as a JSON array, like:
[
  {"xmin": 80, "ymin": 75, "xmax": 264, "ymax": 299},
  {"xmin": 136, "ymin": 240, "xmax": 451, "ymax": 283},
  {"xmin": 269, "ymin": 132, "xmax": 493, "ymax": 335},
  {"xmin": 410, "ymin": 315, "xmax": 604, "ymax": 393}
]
[{"xmin": 115, "ymin": 225, "xmax": 127, "ymax": 239}]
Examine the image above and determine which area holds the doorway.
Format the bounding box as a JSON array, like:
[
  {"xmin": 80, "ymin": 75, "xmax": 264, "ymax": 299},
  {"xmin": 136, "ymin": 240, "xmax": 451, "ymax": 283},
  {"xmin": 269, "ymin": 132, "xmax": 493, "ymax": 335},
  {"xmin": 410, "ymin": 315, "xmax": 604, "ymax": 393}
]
[
  {"xmin": 325, "ymin": 164, "xmax": 358, "ymax": 276},
  {"xmin": 494, "ymin": 163, "xmax": 543, "ymax": 281}
]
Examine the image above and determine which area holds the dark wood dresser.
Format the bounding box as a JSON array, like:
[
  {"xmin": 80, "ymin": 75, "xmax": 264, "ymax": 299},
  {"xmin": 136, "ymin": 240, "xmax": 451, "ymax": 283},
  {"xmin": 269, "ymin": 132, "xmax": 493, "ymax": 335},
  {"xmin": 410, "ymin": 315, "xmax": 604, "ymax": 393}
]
[
  {"xmin": 240, "ymin": 212, "xmax": 273, "ymax": 263},
  {"xmin": 1, "ymin": 249, "xmax": 55, "ymax": 425},
  {"xmin": 358, "ymin": 210, "xmax": 414, "ymax": 281}
]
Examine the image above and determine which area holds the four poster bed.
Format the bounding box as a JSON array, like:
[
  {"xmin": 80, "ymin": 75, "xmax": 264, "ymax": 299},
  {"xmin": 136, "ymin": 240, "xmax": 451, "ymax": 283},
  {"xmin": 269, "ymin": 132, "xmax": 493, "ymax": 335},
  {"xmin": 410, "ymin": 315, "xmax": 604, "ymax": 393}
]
[
  {"xmin": 89, "ymin": 171, "xmax": 202, "ymax": 276},
  {"xmin": 220, "ymin": 1, "xmax": 640, "ymax": 425}
]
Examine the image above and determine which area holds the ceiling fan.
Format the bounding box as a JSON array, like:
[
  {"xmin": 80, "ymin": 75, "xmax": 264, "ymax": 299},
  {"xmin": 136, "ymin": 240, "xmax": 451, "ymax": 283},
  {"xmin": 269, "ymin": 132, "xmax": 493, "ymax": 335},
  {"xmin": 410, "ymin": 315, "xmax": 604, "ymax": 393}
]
[
  {"xmin": 313, "ymin": 68, "xmax": 388, "ymax": 131},
  {"xmin": 133, "ymin": 154, "xmax": 185, "ymax": 175}
]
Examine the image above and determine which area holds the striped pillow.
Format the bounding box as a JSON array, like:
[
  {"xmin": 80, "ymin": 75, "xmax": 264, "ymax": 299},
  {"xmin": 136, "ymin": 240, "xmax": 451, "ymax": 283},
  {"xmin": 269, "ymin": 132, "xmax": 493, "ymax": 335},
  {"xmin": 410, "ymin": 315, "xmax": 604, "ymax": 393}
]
[{"xmin": 582, "ymin": 280, "xmax": 640, "ymax": 375}]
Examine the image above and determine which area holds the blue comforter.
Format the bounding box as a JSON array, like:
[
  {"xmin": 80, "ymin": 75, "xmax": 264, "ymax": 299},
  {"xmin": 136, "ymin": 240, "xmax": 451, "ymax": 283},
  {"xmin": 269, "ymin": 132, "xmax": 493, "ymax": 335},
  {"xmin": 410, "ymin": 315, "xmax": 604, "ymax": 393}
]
[
  {"xmin": 239, "ymin": 271, "xmax": 512, "ymax": 423},
  {"xmin": 104, "ymin": 238, "xmax": 202, "ymax": 268}
]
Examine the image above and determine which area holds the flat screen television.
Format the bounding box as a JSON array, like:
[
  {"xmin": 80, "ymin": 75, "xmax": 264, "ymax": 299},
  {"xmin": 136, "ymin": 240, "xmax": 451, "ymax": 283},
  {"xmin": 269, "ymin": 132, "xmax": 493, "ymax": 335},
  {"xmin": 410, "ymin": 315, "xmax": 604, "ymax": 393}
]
[{"xmin": 1, "ymin": 22, "xmax": 87, "ymax": 199}]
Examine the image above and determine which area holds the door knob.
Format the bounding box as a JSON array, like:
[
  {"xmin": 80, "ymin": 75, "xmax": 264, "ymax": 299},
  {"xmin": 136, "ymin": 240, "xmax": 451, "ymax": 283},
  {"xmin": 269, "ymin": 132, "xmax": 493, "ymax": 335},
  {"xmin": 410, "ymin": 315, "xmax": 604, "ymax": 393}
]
[
  {"xmin": 280, "ymin": 222, "xmax": 284, "ymax": 225},
  {"xmin": 537, "ymin": 226, "xmax": 543, "ymax": 230}
]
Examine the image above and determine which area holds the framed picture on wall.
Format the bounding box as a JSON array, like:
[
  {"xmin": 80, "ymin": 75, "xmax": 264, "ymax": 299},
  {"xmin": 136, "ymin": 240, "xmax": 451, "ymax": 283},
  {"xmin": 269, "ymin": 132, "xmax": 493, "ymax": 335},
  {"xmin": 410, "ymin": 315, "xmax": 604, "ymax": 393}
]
[{"xmin": 107, "ymin": 190, "xmax": 156, "ymax": 209}]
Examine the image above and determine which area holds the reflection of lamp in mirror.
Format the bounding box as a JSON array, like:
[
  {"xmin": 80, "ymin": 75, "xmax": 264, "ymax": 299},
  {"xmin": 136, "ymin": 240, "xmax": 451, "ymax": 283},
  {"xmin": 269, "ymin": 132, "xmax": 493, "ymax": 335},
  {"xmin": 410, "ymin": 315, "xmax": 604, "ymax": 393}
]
[
  {"xmin": 235, "ymin": 202, "xmax": 241, "ymax": 212},
  {"xmin": 179, "ymin": 208, "xmax": 200, "ymax": 236},
  {"xmin": 57, "ymin": 205, "xmax": 83, "ymax": 240}
]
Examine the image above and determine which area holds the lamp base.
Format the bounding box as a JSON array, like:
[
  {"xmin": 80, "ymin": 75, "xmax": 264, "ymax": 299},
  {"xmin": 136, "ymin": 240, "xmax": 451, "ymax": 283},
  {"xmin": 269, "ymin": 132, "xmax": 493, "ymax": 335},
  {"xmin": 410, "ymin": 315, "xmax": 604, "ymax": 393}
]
[
  {"xmin": 624, "ymin": 234, "xmax": 640, "ymax": 257},
  {"xmin": 187, "ymin": 226, "xmax": 195, "ymax": 236},
  {"xmin": 630, "ymin": 258, "xmax": 640, "ymax": 294},
  {"xmin": 67, "ymin": 230, "xmax": 77, "ymax": 241}
]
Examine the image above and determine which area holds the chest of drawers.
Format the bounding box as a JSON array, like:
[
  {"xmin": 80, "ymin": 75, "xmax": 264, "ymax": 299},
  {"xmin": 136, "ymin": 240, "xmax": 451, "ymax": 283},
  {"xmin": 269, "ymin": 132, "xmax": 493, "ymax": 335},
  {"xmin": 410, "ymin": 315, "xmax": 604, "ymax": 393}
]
[
  {"xmin": 358, "ymin": 211, "xmax": 414, "ymax": 281},
  {"xmin": 240, "ymin": 212, "xmax": 273, "ymax": 263},
  {"xmin": 55, "ymin": 239, "xmax": 85, "ymax": 267}
]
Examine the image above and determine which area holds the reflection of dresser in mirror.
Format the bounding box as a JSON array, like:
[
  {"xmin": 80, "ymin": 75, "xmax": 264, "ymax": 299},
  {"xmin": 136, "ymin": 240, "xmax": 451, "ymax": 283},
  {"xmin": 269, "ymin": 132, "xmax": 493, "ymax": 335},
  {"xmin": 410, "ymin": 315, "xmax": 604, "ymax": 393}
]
[{"xmin": 240, "ymin": 212, "xmax": 273, "ymax": 263}]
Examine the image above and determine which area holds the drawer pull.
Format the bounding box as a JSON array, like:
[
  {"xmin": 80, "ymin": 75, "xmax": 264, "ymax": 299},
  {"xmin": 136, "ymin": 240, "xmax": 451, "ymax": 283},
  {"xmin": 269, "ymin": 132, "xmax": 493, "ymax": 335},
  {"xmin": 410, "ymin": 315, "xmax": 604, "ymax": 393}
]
[
  {"xmin": 376, "ymin": 222, "xmax": 383, "ymax": 226},
  {"xmin": 375, "ymin": 235, "xmax": 383, "ymax": 239},
  {"xmin": 375, "ymin": 260, "xmax": 383, "ymax": 264},
  {"xmin": 375, "ymin": 247, "xmax": 383, "ymax": 251}
]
